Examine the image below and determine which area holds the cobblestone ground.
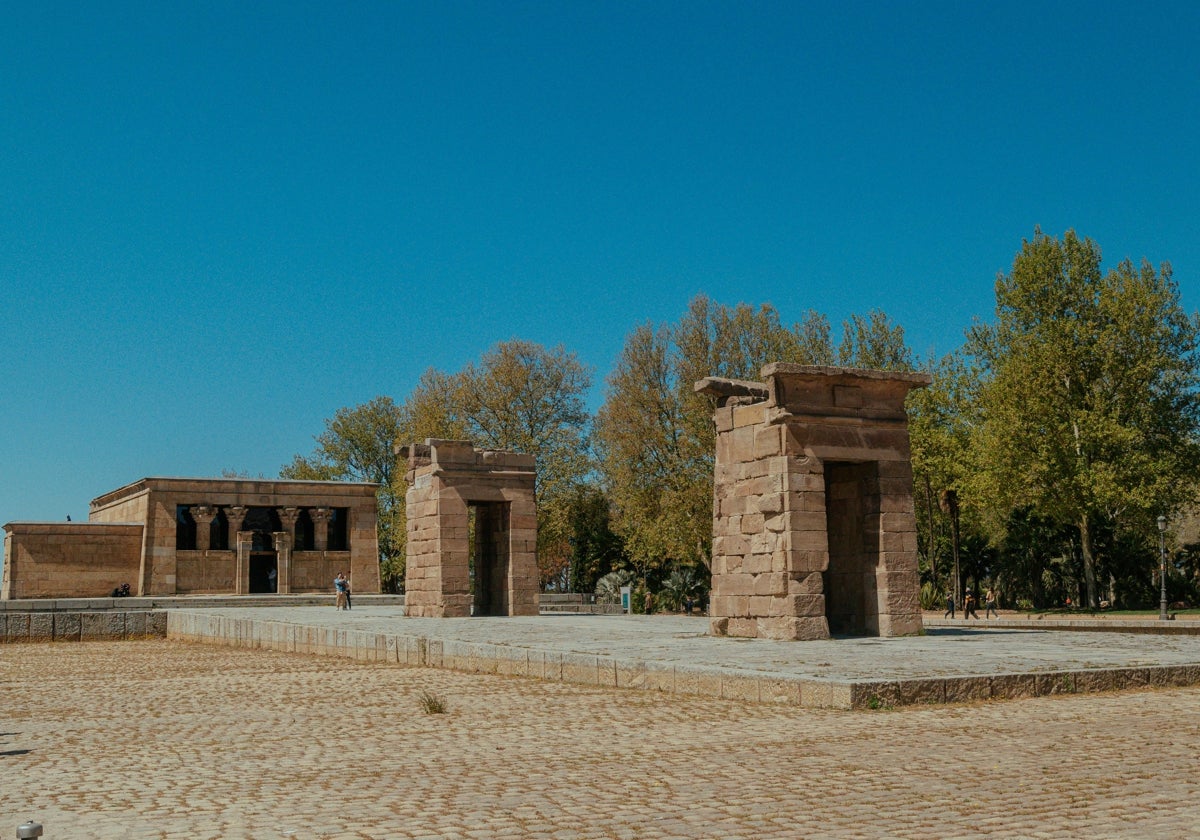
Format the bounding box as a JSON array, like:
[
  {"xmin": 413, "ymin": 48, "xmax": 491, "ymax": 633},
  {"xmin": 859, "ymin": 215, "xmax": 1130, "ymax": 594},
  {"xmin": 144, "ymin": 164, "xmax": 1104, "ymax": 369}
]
[{"xmin": 2, "ymin": 641, "xmax": 1199, "ymax": 839}]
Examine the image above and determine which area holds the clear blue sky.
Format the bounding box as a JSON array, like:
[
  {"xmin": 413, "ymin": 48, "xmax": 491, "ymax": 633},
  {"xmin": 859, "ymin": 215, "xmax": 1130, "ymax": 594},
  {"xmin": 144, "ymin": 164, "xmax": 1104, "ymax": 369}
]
[{"xmin": 2, "ymin": 1, "xmax": 1197, "ymax": 522}]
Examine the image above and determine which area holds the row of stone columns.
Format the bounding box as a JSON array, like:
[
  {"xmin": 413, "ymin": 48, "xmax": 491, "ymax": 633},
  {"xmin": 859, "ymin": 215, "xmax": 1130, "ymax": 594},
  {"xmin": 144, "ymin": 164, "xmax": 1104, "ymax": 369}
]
[{"xmin": 184, "ymin": 506, "xmax": 335, "ymax": 553}]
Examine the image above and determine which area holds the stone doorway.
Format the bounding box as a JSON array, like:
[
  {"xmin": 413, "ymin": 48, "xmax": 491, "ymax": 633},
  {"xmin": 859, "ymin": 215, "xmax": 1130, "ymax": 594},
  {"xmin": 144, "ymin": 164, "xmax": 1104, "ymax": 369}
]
[
  {"xmin": 469, "ymin": 502, "xmax": 511, "ymax": 616},
  {"xmin": 824, "ymin": 462, "xmax": 880, "ymax": 635},
  {"xmin": 248, "ymin": 553, "xmax": 277, "ymax": 594}
]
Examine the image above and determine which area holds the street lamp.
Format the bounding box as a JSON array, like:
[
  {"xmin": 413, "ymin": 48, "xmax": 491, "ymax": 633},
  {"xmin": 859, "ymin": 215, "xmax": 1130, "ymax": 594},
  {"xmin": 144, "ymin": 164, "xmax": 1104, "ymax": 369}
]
[{"xmin": 1157, "ymin": 515, "xmax": 1169, "ymax": 621}]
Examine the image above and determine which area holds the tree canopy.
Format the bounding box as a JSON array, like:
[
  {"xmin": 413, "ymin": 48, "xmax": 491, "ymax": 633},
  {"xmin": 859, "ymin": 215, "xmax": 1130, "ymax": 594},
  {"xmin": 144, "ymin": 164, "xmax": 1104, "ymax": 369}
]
[
  {"xmin": 281, "ymin": 235, "xmax": 1200, "ymax": 612},
  {"xmin": 966, "ymin": 229, "xmax": 1200, "ymax": 607}
]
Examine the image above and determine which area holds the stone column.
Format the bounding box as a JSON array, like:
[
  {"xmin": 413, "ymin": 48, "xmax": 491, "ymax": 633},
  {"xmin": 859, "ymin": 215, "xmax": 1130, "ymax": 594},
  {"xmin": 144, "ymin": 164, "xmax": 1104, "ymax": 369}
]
[
  {"xmin": 273, "ymin": 531, "xmax": 291, "ymax": 594},
  {"xmin": 191, "ymin": 506, "xmax": 216, "ymax": 552},
  {"xmin": 235, "ymin": 531, "xmax": 253, "ymax": 595},
  {"xmin": 311, "ymin": 508, "xmax": 331, "ymax": 552},
  {"xmin": 226, "ymin": 506, "xmax": 248, "ymax": 548},
  {"xmin": 278, "ymin": 507, "xmax": 300, "ymax": 536}
]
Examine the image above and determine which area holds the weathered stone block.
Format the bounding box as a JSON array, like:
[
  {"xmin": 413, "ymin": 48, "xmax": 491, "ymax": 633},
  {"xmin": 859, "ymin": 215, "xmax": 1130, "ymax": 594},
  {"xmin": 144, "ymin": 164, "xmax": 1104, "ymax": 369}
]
[
  {"xmin": 53, "ymin": 612, "xmax": 82, "ymax": 641},
  {"xmin": 758, "ymin": 615, "xmax": 829, "ymax": 641},
  {"xmin": 81, "ymin": 612, "xmax": 125, "ymax": 640},
  {"xmin": 897, "ymin": 678, "xmax": 945, "ymax": 706},
  {"xmin": 944, "ymin": 676, "xmax": 991, "ymax": 704},
  {"xmin": 7, "ymin": 613, "xmax": 32, "ymax": 642},
  {"xmin": 27, "ymin": 613, "xmax": 53, "ymax": 641},
  {"xmin": 989, "ymin": 673, "xmax": 1037, "ymax": 700}
]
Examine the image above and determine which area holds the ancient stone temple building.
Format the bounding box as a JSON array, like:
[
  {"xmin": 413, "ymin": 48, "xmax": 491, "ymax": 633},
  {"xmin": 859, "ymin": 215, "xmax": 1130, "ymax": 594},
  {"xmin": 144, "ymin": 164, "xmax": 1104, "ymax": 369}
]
[
  {"xmin": 398, "ymin": 439, "xmax": 538, "ymax": 617},
  {"xmin": 696, "ymin": 364, "xmax": 931, "ymax": 641},
  {"xmin": 2, "ymin": 478, "xmax": 380, "ymax": 599}
]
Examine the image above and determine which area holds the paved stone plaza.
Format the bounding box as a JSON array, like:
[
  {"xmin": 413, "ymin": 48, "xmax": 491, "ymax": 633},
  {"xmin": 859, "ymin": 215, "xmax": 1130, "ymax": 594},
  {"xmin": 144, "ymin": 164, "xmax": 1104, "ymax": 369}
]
[
  {"xmin": 167, "ymin": 607, "xmax": 1200, "ymax": 708},
  {"xmin": 3, "ymin": 639, "xmax": 1200, "ymax": 839}
]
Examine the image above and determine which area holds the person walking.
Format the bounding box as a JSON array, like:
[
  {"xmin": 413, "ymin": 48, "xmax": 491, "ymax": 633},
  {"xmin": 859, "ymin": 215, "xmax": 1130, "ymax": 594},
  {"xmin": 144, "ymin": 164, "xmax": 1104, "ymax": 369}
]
[
  {"xmin": 944, "ymin": 591, "xmax": 956, "ymax": 619},
  {"xmin": 334, "ymin": 572, "xmax": 349, "ymax": 610},
  {"xmin": 963, "ymin": 592, "xmax": 980, "ymax": 619},
  {"xmin": 985, "ymin": 588, "xmax": 998, "ymax": 619}
]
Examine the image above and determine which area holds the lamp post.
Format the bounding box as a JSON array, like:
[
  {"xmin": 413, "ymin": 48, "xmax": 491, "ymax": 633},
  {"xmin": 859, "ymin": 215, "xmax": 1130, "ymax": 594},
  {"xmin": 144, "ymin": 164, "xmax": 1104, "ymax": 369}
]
[{"xmin": 1157, "ymin": 515, "xmax": 1169, "ymax": 621}]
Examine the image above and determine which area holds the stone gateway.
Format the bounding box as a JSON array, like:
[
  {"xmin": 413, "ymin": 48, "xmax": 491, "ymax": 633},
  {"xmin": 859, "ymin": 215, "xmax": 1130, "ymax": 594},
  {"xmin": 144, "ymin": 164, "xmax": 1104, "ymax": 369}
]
[
  {"xmin": 398, "ymin": 439, "xmax": 538, "ymax": 618},
  {"xmin": 696, "ymin": 364, "xmax": 931, "ymax": 641}
]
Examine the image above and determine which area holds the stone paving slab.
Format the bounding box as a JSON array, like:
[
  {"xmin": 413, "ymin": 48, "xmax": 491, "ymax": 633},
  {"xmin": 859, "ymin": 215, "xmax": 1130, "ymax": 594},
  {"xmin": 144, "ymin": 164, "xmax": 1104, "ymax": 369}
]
[{"xmin": 168, "ymin": 607, "xmax": 1200, "ymax": 709}]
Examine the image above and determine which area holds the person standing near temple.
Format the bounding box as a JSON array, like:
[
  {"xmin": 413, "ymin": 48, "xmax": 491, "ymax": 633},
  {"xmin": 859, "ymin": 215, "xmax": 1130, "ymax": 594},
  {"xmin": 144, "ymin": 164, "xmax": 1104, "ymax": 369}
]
[{"xmin": 334, "ymin": 572, "xmax": 349, "ymax": 610}]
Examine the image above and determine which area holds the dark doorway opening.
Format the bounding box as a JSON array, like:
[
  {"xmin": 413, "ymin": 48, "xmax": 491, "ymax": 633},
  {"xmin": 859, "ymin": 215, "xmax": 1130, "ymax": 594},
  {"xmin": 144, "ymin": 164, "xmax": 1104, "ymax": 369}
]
[
  {"xmin": 823, "ymin": 461, "xmax": 881, "ymax": 635},
  {"xmin": 467, "ymin": 502, "xmax": 511, "ymax": 616},
  {"xmin": 249, "ymin": 553, "xmax": 278, "ymax": 594}
]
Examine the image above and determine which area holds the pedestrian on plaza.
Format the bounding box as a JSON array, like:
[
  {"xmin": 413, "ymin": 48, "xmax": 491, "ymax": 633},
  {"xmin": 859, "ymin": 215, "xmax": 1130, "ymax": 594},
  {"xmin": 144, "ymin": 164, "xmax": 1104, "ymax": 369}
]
[
  {"xmin": 963, "ymin": 592, "xmax": 979, "ymax": 619},
  {"xmin": 334, "ymin": 572, "xmax": 349, "ymax": 610},
  {"xmin": 944, "ymin": 591, "xmax": 956, "ymax": 619},
  {"xmin": 643, "ymin": 589, "xmax": 653, "ymax": 614},
  {"xmin": 985, "ymin": 588, "xmax": 998, "ymax": 619}
]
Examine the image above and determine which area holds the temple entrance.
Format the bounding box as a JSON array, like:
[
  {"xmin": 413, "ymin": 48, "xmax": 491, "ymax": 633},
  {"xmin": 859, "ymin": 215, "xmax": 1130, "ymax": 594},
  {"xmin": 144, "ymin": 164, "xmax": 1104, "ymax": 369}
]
[
  {"xmin": 823, "ymin": 462, "xmax": 881, "ymax": 636},
  {"xmin": 468, "ymin": 502, "xmax": 510, "ymax": 616},
  {"xmin": 248, "ymin": 553, "xmax": 278, "ymax": 594}
]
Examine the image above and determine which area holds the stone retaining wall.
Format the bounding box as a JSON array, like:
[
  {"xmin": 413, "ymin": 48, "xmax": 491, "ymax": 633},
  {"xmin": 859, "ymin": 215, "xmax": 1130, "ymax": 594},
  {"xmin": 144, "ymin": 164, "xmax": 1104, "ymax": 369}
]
[
  {"xmin": 0, "ymin": 611, "xmax": 167, "ymax": 643},
  {"xmin": 163, "ymin": 611, "xmax": 1200, "ymax": 710}
]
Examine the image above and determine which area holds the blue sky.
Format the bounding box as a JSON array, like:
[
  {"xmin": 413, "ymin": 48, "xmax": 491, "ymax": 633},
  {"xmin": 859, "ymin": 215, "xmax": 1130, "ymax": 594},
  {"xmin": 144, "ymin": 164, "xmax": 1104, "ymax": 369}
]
[{"xmin": 2, "ymin": 1, "xmax": 1197, "ymax": 521}]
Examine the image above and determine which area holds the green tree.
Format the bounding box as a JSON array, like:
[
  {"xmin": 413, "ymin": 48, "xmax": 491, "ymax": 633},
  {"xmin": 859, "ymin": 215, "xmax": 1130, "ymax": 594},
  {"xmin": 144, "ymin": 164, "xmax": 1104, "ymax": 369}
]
[
  {"xmin": 281, "ymin": 396, "xmax": 407, "ymax": 591},
  {"xmin": 907, "ymin": 351, "xmax": 980, "ymax": 603},
  {"xmin": 969, "ymin": 229, "xmax": 1200, "ymax": 608},
  {"xmin": 596, "ymin": 294, "xmax": 911, "ymax": 583}
]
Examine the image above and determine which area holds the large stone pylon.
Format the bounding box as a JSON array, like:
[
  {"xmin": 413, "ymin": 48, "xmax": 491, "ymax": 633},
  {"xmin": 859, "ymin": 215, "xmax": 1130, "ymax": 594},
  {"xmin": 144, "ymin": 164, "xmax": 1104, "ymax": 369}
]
[{"xmin": 696, "ymin": 364, "xmax": 931, "ymax": 641}]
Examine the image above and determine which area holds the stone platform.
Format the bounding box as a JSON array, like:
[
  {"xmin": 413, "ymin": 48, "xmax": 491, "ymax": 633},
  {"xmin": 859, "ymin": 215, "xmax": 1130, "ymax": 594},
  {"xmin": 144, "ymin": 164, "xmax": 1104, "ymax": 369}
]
[{"xmin": 166, "ymin": 607, "xmax": 1200, "ymax": 710}]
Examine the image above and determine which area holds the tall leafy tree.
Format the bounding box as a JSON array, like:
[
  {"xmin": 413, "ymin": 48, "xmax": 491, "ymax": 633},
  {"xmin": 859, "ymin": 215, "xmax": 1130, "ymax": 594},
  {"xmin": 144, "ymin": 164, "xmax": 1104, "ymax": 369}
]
[
  {"xmin": 397, "ymin": 340, "xmax": 593, "ymax": 580},
  {"xmin": 596, "ymin": 294, "xmax": 912, "ymax": 584},
  {"xmin": 281, "ymin": 396, "xmax": 407, "ymax": 590},
  {"xmin": 907, "ymin": 351, "xmax": 979, "ymax": 601},
  {"xmin": 969, "ymin": 229, "xmax": 1200, "ymax": 607}
]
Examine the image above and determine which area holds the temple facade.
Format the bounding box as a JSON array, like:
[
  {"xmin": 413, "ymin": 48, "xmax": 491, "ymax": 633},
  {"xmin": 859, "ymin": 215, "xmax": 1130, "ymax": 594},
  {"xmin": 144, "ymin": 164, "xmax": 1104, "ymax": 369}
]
[{"xmin": 2, "ymin": 477, "xmax": 380, "ymax": 599}]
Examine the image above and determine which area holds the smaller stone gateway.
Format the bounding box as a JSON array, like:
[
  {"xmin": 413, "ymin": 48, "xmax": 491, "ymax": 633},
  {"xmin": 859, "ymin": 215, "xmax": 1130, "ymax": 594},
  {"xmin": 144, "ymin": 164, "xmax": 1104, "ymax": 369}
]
[
  {"xmin": 398, "ymin": 439, "xmax": 538, "ymax": 617},
  {"xmin": 696, "ymin": 364, "xmax": 931, "ymax": 641}
]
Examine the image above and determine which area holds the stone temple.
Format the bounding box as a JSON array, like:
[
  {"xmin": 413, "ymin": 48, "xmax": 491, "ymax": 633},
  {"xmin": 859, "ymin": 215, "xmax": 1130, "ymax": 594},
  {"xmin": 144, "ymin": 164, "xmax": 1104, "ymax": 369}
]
[
  {"xmin": 696, "ymin": 364, "xmax": 931, "ymax": 641},
  {"xmin": 2, "ymin": 478, "xmax": 381, "ymax": 598}
]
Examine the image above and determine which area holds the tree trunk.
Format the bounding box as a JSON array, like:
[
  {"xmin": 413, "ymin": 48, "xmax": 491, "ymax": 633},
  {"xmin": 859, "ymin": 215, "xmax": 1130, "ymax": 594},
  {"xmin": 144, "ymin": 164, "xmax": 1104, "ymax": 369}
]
[
  {"xmin": 924, "ymin": 476, "xmax": 938, "ymax": 582},
  {"xmin": 1079, "ymin": 514, "xmax": 1099, "ymax": 609}
]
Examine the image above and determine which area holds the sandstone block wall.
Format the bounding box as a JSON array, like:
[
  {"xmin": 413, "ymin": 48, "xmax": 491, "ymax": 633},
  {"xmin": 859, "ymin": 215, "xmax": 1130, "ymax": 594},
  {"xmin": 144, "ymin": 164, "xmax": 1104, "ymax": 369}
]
[
  {"xmin": 699, "ymin": 364, "xmax": 929, "ymax": 641},
  {"xmin": 2, "ymin": 523, "xmax": 143, "ymax": 599}
]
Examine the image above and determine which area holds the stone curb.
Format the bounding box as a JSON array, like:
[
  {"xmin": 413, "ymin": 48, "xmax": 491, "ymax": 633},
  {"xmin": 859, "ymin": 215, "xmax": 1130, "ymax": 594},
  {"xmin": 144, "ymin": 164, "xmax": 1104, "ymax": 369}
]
[
  {"xmin": 923, "ymin": 618, "xmax": 1200, "ymax": 635},
  {"xmin": 163, "ymin": 612, "xmax": 1200, "ymax": 711}
]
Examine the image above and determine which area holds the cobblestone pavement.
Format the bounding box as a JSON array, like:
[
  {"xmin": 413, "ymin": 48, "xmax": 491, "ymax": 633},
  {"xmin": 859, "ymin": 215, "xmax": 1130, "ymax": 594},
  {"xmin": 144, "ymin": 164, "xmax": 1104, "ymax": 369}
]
[{"xmin": 3, "ymin": 641, "xmax": 1200, "ymax": 839}]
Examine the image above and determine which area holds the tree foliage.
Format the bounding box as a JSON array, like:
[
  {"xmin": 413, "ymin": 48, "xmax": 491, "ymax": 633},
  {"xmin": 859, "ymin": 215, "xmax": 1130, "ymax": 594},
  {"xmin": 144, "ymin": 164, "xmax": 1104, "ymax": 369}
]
[
  {"xmin": 595, "ymin": 294, "xmax": 913, "ymax": 585},
  {"xmin": 967, "ymin": 229, "xmax": 1200, "ymax": 607},
  {"xmin": 281, "ymin": 396, "xmax": 407, "ymax": 590}
]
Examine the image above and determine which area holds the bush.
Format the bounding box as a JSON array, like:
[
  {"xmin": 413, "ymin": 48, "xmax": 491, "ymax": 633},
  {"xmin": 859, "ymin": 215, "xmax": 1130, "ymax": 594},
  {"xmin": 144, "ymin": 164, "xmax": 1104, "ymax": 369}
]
[{"xmin": 594, "ymin": 570, "xmax": 632, "ymax": 604}]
